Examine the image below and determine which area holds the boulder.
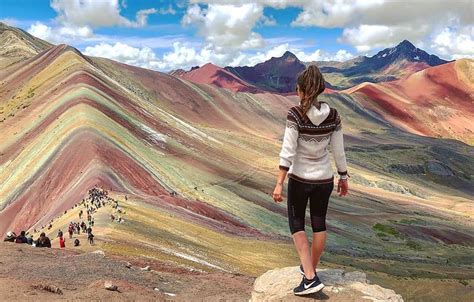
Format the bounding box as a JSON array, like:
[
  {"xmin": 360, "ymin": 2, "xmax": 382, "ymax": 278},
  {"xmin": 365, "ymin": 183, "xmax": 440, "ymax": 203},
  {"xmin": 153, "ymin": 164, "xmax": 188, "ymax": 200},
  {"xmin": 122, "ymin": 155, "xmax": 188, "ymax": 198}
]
[
  {"xmin": 104, "ymin": 281, "xmax": 118, "ymax": 291},
  {"xmin": 250, "ymin": 267, "xmax": 403, "ymax": 302}
]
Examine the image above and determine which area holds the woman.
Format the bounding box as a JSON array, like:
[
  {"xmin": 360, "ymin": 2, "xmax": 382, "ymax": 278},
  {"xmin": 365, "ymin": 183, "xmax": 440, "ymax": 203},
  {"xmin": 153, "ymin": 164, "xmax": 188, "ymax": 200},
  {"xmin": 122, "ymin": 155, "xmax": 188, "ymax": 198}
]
[{"xmin": 273, "ymin": 65, "xmax": 349, "ymax": 296}]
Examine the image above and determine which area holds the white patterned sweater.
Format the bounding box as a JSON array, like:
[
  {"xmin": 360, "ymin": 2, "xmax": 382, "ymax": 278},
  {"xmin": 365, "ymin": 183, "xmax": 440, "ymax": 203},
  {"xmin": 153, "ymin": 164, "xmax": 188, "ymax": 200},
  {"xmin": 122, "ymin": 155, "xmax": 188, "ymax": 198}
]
[{"xmin": 279, "ymin": 101, "xmax": 348, "ymax": 183}]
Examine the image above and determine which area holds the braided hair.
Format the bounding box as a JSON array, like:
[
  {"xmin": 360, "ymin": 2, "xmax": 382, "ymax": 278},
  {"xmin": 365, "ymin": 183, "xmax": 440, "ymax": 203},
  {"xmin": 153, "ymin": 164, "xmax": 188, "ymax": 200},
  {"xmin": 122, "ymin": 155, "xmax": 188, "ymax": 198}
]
[{"xmin": 296, "ymin": 65, "xmax": 326, "ymax": 122}]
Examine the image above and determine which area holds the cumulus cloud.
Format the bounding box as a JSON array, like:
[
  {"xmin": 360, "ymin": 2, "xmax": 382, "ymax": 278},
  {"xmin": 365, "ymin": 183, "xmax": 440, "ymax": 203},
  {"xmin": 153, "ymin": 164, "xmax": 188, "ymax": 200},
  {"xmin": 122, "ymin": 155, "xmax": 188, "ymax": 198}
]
[
  {"xmin": 430, "ymin": 26, "xmax": 474, "ymax": 59},
  {"xmin": 26, "ymin": 0, "xmax": 169, "ymax": 46},
  {"xmin": 50, "ymin": 0, "xmax": 156, "ymax": 28},
  {"xmin": 338, "ymin": 24, "xmax": 431, "ymax": 53},
  {"xmin": 82, "ymin": 38, "xmax": 355, "ymax": 72},
  {"xmin": 182, "ymin": 3, "xmax": 265, "ymax": 53},
  {"xmin": 190, "ymin": 0, "xmax": 473, "ymax": 57},
  {"xmin": 84, "ymin": 42, "xmax": 160, "ymax": 68},
  {"xmin": 28, "ymin": 22, "xmax": 93, "ymax": 44}
]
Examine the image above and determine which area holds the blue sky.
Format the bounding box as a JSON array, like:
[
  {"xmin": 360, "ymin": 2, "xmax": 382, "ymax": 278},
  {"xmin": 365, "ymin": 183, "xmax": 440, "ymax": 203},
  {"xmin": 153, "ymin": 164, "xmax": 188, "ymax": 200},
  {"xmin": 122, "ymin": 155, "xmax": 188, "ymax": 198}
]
[{"xmin": 1, "ymin": 0, "xmax": 472, "ymax": 71}]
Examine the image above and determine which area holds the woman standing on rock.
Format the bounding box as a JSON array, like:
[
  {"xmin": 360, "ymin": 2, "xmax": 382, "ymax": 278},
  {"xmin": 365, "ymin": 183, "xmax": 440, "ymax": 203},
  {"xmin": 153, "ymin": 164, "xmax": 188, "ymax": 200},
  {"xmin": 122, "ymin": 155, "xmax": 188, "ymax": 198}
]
[{"xmin": 273, "ymin": 65, "xmax": 349, "ymax": 296}]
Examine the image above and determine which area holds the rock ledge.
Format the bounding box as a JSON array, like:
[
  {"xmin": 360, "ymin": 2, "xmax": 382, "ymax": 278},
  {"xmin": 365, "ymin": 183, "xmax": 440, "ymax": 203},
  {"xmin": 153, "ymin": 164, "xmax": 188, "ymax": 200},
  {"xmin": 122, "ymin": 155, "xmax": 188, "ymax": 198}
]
[{"xmin": 251, "ymin": 267, "xmax": 403, "ymax": 302}]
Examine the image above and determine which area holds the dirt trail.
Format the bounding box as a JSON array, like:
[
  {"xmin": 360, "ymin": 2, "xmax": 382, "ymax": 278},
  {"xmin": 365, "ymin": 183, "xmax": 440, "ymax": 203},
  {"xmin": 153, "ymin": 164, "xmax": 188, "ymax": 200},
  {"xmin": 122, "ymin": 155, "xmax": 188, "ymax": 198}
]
[{"xmin": 0, "ymin": 242, "xmax": 254, "ymax": 301}]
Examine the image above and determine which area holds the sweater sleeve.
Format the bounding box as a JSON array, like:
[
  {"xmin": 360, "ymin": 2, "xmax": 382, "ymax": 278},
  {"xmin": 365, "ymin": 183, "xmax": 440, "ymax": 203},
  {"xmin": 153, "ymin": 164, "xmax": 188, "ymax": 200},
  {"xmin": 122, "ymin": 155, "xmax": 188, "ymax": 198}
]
[
  {"xmin": 330, "ymin": 109, "xmax": 348, "ymax": 176},
  {"xmin": 278, "ymin": 109, "xmax": 299, "ymax": 171}
]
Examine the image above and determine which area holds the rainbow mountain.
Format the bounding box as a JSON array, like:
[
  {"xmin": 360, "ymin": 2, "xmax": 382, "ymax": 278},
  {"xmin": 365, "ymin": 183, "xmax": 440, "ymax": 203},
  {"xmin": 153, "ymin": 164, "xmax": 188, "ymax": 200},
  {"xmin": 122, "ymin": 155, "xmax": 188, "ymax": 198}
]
[{"xmin": 0, "ymin": 22, "xmax": 473, "ymax": 300}]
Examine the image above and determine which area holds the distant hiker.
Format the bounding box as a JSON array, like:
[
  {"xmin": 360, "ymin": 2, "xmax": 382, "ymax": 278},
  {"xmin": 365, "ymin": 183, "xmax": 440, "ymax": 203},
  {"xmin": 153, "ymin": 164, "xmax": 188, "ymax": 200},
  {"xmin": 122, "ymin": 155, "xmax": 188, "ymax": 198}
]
[
  {"xmin": 76, "ymin": 223, "xmax": 81, "ymax": 234},
  {"xmin": 59, "ymin": 236, "xmax": 66, "ymax": 248},
  {"xmin": 15, "ymin": 231, "xmax": 28, "ymax": 244},
  {"xmin": 36, "ymin": 232, "xmax": 51, "ymax": 248},
  {"xmin": 110, "ymin": 214, "xmax": 115, "ymax": 221},
  {"xmin": 272, "ymin": 65, "xmax": 349, "ymax": 296},
  {"xmin": 79, "ymin": 210, "xmax": 83, "ymax": 219},
  {"xmin": 57, "ymin": 229, "xmax": 63, "ymax": 238},
  {"xmin": 81, "ymin": 221, "xmax": 87, "ymax": 232},
  {"xmin": 3, "ymin": 231, "xmax": 16, "ymax": 242},
  {"xmin": 68, "ymin": 223, "xmax": 74, "ymax": 239},
  {"xmin": 74, "ymin": 238, "xmax": 80, "ymax": 247},
  {"xmin": 88, "ymin": 232, "xmax": 94, "ymax": 245}
]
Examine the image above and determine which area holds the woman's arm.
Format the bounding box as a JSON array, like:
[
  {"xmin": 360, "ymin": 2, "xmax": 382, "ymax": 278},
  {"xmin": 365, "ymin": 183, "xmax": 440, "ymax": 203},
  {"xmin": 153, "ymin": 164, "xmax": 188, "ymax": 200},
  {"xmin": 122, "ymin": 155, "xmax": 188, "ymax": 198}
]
[
  {"xmin": 330, "ymin": 128, "xmax": 348, "ymax": 177},
  {"xmin": 274, "ymin": 110, "xmax": 298, "ymax": 202},
  {"xmin": 330, "ymin": 110, "xmax": 349, "ymax": 196},
  {"xmin": 278, "ymin": 110, "xmax": 299, "ymax": 171}
]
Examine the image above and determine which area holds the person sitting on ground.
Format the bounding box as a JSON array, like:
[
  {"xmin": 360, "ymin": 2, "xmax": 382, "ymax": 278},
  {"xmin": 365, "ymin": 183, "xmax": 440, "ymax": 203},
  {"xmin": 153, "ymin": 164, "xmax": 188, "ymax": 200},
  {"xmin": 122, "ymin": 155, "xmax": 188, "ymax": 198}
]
[
  {"xmin": 74, "ymin": 238, "xmax": 80, "ymax": 247},
  {"xmin": 27, "ymin": 235, "xmax": 34, "ymax": 245},
  {"xmin": 36, "ymin": 232, "xmax": 51, "ymax": 248},
  {"xmin": 3, "ymin": 231, "xmax": 16, "ymax": 242},
  {"xmin": 15, "ymin": 231, "xmax": 28, "ymax": 244}
]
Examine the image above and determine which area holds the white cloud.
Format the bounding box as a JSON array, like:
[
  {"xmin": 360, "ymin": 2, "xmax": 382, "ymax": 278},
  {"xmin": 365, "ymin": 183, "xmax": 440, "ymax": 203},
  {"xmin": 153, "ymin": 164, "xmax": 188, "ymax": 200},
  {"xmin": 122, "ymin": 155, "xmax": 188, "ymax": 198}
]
[
  {"xmin": 190, "ymin": 0, "xmax": 473, "ymax": 58},
  {"xmin": 80, "ymin": 40, "xmax": 354, "ymax": 72},
  {"xmin": 430, "ymin": 26, "xmax": 474, "ymax": 59},
  {"xmin": 84, "ymin": 42, "xmax": 159, "ymax": 68},
  {"xmin": 158, "ymin": 4, "xmax": 177, "ymax": 15},
  {"xmin": 28, "ymin": 22, "xmax": 93, "ymax": 44},
  {"xmin": 182, "ymin": 3, "xmax": 265, "ymax": 52},
  {"xmin": 259, "ymin": 14, "xmax": 277, "ymax": 26},
  {"xmin": 295, "ymin": 48, "xmax": 354, "ymax": 62},
  {"xmin": 50, "ymin": 0, "xmax": 156, "ymax": 28},
  {"xmin": 338, "ymin": 24, "xmax": 431, "ymax": 53}
]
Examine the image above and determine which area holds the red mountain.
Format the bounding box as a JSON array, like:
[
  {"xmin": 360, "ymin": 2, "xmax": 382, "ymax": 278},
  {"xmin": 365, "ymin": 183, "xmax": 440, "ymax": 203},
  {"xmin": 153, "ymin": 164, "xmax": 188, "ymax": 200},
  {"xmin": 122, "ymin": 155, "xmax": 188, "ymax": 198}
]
[
  {"xmin": 345, "ymin": 58, "xmax": 474, "ymax": 145},
  {"xmin": 176, "ymin": 63, "xmax": 262, "ymax": 93}
]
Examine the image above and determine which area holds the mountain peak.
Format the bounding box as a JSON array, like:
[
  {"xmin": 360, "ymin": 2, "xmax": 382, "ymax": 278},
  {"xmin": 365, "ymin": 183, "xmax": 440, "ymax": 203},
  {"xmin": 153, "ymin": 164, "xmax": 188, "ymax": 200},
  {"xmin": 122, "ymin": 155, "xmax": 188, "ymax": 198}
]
[
  {"xmin": 281, "ymin": 51, "xmax": 298, "ymax": 60},
  {"xmin": 370, "ymin": 39, "xmax": 447, "ymax": 67},
  {"xmin": 397, "ymin": 39, "xmax": 416, "ymax": 50}
]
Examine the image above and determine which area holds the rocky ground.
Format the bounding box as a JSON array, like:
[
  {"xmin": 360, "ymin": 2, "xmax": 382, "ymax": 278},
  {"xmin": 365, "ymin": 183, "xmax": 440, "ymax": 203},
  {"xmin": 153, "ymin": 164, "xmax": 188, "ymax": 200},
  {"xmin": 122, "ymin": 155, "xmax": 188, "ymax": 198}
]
[
  {"xmin": 0, "ymin": 242, "xmax": 254, "ymax": 301},
  {"xmin": 251, "ymin": 266, "xmax": 403, "ymax": 302}
]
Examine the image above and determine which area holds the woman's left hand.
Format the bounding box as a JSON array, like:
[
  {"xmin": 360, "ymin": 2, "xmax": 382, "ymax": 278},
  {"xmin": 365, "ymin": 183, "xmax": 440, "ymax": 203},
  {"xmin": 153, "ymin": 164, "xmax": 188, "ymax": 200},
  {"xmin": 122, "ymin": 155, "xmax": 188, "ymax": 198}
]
[{"xmin": 337, "ymin": 179, "xmax": 349, "ymax": 196}]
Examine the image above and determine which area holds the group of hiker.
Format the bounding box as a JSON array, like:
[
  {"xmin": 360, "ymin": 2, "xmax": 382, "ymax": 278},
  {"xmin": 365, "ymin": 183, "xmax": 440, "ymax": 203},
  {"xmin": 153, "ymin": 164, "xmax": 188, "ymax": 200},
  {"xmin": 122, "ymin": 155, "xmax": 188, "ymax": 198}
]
[
  {"xmin": 3, "ymin": 186, "xmax": 123, "ymax": 250},
  {"xmin": 4, "ymin": 230, "xmax": 52, "ymax": 248}
]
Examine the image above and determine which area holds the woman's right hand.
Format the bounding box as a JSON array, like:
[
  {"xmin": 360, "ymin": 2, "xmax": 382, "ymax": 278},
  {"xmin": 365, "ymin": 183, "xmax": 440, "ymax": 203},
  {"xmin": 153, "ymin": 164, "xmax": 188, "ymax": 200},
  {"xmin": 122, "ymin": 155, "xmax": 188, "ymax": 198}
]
[{"xmin": 272, "ymin": 183, "xmax": 284, "ymax": 202}]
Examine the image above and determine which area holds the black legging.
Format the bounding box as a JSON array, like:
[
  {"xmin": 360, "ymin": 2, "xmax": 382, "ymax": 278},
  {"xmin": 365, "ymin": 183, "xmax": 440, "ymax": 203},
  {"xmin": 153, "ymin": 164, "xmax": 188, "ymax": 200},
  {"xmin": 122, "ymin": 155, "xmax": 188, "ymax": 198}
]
[{"xmin": 287, "ymin": 177, "xmax": 334, "ymax": 234}]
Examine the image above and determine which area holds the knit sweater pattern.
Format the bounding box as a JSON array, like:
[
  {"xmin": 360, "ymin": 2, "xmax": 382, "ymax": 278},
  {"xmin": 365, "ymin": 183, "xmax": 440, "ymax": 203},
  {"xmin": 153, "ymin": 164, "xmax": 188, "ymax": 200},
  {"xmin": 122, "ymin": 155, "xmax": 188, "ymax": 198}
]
[{"xmin": 279, "ymin": 101, "xmax": 348, "ymax": 184}]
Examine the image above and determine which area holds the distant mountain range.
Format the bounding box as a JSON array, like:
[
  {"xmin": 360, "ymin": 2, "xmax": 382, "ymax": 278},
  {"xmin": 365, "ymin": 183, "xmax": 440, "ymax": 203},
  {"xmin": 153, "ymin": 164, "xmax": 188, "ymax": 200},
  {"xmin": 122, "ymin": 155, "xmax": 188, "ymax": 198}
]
[
  {"xmin": 172, "ymin": 40, "xmax": 451, "ymax": 92},
  {"xmin": 224, "ymin": 51, "xmax": 306, "ymax": 93}
]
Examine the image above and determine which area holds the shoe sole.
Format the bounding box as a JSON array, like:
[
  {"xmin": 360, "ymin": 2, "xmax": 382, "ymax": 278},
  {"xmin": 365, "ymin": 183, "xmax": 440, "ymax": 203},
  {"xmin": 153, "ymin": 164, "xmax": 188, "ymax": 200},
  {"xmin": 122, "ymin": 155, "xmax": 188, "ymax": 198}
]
[{"xmin": 294, "ymin": 283, "xmax": 325, "ymax": 296}]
